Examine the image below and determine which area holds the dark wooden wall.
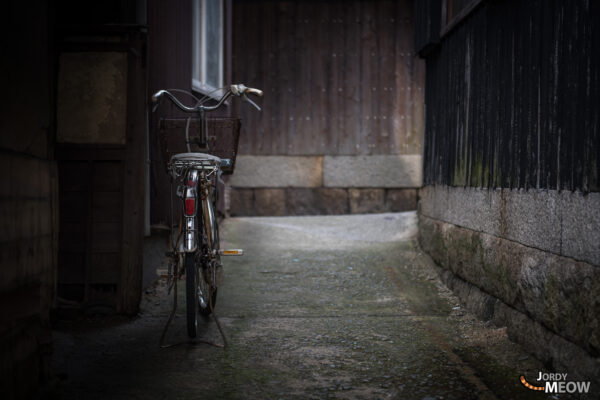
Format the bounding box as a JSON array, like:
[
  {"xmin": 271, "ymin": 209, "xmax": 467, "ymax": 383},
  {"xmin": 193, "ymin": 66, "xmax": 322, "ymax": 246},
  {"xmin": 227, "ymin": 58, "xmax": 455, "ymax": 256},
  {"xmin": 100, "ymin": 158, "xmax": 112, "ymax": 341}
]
[
  {"xmin": 413, "ymin": 0, "xmax": 441, "ymax": 57},
  {"xmin": 0, "ymin": 1, "xmax": 57, "ymax": 396},
  {"xmin": 54, "ymin": 1, "xmax": 148, "ymax": 314},
  {"xmin": 148, "ymin": 0, "xmax": 193, "ymax": 225},
  {"xmin": 232, "ymin": 0, "xmax": 424, "ymax": 156},
  {"xmin": 419, "ymin": 0, "xmax": 600, "ymax": 192}
]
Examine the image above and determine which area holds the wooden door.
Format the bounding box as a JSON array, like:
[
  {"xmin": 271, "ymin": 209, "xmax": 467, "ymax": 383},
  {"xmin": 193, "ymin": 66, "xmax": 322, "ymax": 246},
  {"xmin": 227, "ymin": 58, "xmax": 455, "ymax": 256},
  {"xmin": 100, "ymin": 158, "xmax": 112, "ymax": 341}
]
[{"xmin": 55, "ymin": 27, "xmax": 147, "ymax": 314}]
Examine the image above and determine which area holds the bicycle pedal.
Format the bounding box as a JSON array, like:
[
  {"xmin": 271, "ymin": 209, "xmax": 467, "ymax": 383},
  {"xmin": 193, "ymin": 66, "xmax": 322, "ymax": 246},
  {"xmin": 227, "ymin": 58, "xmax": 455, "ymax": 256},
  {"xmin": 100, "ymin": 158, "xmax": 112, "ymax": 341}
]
[{"xmin": 219, "ymin": 249, "xmax": 244, "ymax": 256}]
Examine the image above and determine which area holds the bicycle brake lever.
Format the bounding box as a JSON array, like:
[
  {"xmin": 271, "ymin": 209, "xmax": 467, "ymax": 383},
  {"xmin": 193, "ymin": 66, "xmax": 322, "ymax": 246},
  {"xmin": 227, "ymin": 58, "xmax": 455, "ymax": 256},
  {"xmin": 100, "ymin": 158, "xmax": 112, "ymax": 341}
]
[{"xmin": 243, "ymin": 94, "xmax": 262, "ymax": 111}]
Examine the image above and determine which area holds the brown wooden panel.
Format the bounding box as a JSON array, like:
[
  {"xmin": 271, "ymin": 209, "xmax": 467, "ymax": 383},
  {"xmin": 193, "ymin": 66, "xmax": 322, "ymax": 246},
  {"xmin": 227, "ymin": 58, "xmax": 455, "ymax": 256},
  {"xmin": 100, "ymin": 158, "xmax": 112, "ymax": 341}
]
[
  {"xmin": 90, "ymin": 253, "xmax": 121, "ymax": 284},
  {"xmin": 54, "ymin": 26, "xmax": 146, "ymax": 313},
  {"xmin": 58, "ymin": 161, "xmax": 90, "ymax": 191},
  {"xmin": 57, "ymin": 52, "xmax": 128, "ymax": 145},
  {"xmin": 57, "ymin": 252, "xmax": 86, "ymax": 284},
  {"xmin": 59, "ymin": 191, "xmax": 88, "ymax": 221},
  {"xmin": 93, "ymin": 161, "xmax": 122, "ymax": 191},
  {"xmin": 232, "ymin": 0, "xmax": 424, "ymax": 156},
  {"xmin": 58, "ymin": 222, "xmax": 86, "ymax": 252},
  {"xmin": 57, "ymin": 284, "xmax": 85, "ymax": 303},
  {"xmin": 91, "ymin": 222, "xmax": 121, "ymax": 252},
  {"xmin": 92, "ymin": 192, "xmax": 121, "ymax": 222}
]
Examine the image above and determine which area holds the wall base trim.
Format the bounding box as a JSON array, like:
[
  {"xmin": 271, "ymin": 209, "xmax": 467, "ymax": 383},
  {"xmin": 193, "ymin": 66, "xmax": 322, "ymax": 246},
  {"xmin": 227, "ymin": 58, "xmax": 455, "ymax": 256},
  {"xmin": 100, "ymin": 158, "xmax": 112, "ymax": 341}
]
[{"xmin": 228, "ymin": 187, "xmax": 417, "ymax": 216}]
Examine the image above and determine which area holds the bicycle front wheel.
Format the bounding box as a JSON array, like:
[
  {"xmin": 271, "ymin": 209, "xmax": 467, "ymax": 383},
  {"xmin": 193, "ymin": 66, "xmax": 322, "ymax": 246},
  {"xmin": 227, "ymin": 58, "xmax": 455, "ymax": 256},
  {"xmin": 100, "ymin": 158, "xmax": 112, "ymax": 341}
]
[{"xmin": 185, "ymin": 252, "xmax": 198, "ymax": 338}]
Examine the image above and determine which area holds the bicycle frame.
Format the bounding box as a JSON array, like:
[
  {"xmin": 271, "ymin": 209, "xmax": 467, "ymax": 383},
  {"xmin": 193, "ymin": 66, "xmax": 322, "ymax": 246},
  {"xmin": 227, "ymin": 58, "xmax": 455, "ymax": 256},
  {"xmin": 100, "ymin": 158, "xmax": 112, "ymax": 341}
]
[
  {"xmin": 153, "ymin": 84, "xmax": 261, "ymax": 341},
  {"xmin": 174, "ymin": 162, "xmax": 219, "ymax": 254}
]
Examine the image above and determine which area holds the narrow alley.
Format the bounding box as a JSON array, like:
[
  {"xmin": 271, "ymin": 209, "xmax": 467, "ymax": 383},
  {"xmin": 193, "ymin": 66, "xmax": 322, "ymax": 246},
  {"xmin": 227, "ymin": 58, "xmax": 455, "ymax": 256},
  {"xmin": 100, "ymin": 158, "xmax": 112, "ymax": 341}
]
[
  {"xmin": 52, "ymin": 213, "xmax": 555, "ymax": 399},
  {"xmin": 3, "ymin": 1, "xmax": 599, "ymax": 399}
]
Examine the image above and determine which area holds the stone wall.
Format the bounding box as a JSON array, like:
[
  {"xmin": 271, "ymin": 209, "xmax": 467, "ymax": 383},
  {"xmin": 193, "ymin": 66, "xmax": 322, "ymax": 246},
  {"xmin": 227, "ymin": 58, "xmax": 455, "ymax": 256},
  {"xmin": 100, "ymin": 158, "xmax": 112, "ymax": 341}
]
[
  {"xmin": 419, "ymin": 185, "xmax": 600, "ymax": 386},
  {"xmin": 228, "ymin": 155, "xmax": 421, "ymax": 216}
]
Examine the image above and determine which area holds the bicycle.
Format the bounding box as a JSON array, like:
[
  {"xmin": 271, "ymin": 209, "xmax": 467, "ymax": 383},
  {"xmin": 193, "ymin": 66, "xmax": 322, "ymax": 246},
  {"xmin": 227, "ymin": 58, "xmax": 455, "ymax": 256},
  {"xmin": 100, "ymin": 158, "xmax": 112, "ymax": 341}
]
[{"xmin": 152, "ymin": 84, "xmax": 263, "ymax": 341}]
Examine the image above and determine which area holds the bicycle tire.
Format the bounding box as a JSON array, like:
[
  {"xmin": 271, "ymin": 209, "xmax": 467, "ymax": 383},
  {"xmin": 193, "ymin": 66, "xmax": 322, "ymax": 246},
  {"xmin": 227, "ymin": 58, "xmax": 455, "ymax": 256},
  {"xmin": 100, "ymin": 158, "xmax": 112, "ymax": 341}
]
[
  {"xmin": 185, "ymin": 252, "xmax": 198, "ymax": 338},
  {"xmin": 198, "ymin": 273, "xmax": 217, "ymax": 316},
  {"xmin": 198, "ymin": 202, "xmax": 218, "ymax": 316}
]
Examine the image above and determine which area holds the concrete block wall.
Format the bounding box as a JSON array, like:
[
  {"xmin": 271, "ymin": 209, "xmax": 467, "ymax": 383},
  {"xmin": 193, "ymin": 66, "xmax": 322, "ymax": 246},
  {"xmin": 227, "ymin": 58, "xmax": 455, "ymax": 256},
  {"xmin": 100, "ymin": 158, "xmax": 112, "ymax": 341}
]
[
  {"xmin": 418, "ymin": 185, "xmax": 600, "ymax": 385},
  {"xmin": 227, "ymin": 155, "xmax": 421, "ymax": 216}
]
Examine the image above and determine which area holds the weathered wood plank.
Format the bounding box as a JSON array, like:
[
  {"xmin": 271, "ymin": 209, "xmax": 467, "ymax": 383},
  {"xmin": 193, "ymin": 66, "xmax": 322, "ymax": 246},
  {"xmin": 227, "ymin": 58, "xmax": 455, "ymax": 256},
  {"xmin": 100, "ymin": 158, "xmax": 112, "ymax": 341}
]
[
  {"xmin": 233, "ymin": 0, "xmax": 423, "ymax": 156},
  {"xmin": 419, "ymin": 0, "xmax": 599, "ymax": 192}
]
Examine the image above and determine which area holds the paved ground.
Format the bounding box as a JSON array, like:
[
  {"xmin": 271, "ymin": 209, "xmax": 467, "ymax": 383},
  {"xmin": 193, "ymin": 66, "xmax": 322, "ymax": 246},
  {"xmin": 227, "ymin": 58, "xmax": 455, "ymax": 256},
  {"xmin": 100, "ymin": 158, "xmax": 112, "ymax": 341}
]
[{"xmin": 52, "ymin": 212, "xmax": 566, "ymax": 399}]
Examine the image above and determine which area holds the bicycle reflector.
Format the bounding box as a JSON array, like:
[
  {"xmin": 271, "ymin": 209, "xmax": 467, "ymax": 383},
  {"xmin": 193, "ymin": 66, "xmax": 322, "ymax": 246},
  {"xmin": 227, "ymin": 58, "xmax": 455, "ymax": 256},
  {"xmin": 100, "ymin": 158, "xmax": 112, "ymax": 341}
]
[
  {"xmin": 219, "ymin": 249, "xmax": 244, "ymax": 256},
  {"xmin": 184, "ymin": 198, "xmax": 196, "ymax": 215}
]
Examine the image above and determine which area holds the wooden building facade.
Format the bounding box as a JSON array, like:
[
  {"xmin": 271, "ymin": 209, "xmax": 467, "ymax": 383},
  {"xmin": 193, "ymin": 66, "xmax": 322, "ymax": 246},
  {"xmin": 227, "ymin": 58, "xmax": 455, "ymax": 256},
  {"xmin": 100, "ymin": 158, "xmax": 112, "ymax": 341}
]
[
  {"xmin": 54, "ymin": 6, "xmax": 148, "ymax": 315},
  {"xmin": 2, "ymin": 1, "xmax": 149, "ymax": 396},
  {"xmin": 1, "ymin": 2, "xmax": 57, "ymax": 397},
  {"xmin": 415, "ymin": 0, "xmax": 600, "ymax": 385},
  {"xmin": 229, "ymin": 0, "xmax": 425, "ymax": 216},
  {"xmin": 1, "ymin": 0, "xmax": 424, "ymax": 395},
  {"xmin": 416, "ymin": 0, "xmax": 599, "ymax": 192}
]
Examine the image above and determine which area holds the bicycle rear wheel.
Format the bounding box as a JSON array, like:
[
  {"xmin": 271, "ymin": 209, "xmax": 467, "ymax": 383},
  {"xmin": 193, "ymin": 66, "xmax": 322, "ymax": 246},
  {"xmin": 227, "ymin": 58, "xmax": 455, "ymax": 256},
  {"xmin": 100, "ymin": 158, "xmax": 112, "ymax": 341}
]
[
  {"xmin": 198, "ymin": 213, "xmax": 218, "ymax": 316},
  {"xmin": 198, "ymin": 267, "xmax": 217, "ymax": 316},
  {"xmin": 185, "ymin": 252, "xmax": 198, "ymax": 338}
]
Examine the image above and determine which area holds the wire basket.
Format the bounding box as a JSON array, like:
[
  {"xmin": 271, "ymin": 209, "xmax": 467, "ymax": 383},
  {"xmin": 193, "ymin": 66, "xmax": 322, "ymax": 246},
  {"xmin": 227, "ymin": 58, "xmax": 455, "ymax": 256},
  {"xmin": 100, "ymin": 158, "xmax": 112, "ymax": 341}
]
[{"xmin": 158, "ymin": 117, "xmax": 241, "ymax": 174}]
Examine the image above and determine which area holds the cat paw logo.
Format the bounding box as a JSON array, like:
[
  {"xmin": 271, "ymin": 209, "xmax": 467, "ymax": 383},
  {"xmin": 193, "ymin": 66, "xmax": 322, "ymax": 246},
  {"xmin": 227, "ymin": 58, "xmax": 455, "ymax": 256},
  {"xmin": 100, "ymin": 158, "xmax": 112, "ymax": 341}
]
[{"xmin": 520, "ymin": 373, "xmax": 591, "ymax": 394}]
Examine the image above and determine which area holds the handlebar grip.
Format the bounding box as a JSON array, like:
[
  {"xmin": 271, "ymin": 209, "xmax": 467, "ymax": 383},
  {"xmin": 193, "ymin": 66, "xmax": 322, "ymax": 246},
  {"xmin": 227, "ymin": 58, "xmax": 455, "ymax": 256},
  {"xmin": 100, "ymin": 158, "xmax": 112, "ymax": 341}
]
[
  {"xmin": 245, "ymin": 87, "xmax": 263, "ymax": 97},
  {"xmin": 231, "ymin": 84, "xmax": 263, "ymax": 97},
  {"xmin": 152, "ymin": 90, "xmax": 165, "ymax": 103}
]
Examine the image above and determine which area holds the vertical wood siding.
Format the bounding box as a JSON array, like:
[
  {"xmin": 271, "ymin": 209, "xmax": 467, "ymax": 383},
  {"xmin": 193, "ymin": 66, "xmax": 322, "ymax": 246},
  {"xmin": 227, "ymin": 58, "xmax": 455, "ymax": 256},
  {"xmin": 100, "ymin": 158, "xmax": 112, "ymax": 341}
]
[
  {"xmin": 0, "ymin": 1, "xmax": 57, "ymax": 396},
  {"xmin": 232, "ymin": 0, "xmax": 424, "ymax": 156},
  {"xmin": 421, "ymin": 0, "xmax": 600, "ymax": 192},
  {"xmin": 413, "ymin": 0, "xmax": 441, "ymax": 56}
]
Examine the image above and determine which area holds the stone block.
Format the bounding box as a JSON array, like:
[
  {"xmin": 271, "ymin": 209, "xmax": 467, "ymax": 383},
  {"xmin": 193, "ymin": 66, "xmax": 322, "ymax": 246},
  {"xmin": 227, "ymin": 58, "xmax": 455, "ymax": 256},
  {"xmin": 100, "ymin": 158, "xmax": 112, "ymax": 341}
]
[
  {"xmin": 435, "ymin": 267, "xmax": 499, "ymax": 321},
  {"xmin": 285, "ymin": 188, "xmax": 349, "ymax": 215},
  {"xmin": 229, "ymin": 156, "xmax": 323, "ymax": 188},
  {"xmin": 316, "ymin": 188, "xmax": 349, "ymax": 215},
  {"xmin": 504, "ymin": 189, "xmax": 561, "ymax": 254},
  {"xmin": 419, "ymin": 185, "xmax": 600, "ymax": 266},
  {"xmin": 385, "ymin": 189, "xmax": 417, "ymax": 212},
  {"xmin": 254, "ymin": 189, "xmax": 286, "ymax": 216},
  {"xmin": 285, "ymin": 188, "xmax": 318, "ymax": 215},
  {"xmin": 419, "ymin": 214, "xmax": 600, "ymax": 357},
  {"xmin": 228, "ymin": 188, "xmax": 254, "ymax": 217},
  {"xmin": 323, "ymin": 155, "xmax": 422, "ymax": 188},
  {"xmin": 494, "ymin": 302, "xmax": 600, "ymax": 387},
  {"xmin": 560, "ymin": 191, "xmax": 600, "ymax": 265},
  {"xmin": 349, "ymin": 189, "xmax": 385, "ymax": 214},
  {"xmin": 419, "ymin": 185, "xmax": 502, "ymax": 236}
]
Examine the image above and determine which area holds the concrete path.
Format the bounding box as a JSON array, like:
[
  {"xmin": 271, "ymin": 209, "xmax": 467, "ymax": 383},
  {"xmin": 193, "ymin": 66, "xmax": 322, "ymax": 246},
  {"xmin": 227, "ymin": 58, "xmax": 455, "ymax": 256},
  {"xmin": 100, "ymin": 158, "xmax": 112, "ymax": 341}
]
[{"xmin": 52, "ymin": 212, "xmax": 560, "ymax": 399}]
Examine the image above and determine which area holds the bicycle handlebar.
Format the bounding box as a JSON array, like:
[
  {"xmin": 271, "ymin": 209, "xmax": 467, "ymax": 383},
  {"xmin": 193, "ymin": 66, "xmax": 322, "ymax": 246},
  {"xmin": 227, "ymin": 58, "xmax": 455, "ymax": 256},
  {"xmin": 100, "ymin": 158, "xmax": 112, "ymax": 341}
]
[
  {"xmin": 152, "ymin": 84, "xmax": 263, "ymax": 113},
  {"xmin": 230, "ymin": 84, "xmax": 263, "ymax": 98}
]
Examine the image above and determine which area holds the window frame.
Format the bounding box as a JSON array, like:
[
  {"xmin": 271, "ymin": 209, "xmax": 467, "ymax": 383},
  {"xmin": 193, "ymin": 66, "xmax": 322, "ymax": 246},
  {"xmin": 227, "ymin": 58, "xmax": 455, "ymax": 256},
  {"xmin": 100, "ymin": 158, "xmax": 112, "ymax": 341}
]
[{"xmin": 192, "ymin": 0, "xmax": 224, "ymax": 99}]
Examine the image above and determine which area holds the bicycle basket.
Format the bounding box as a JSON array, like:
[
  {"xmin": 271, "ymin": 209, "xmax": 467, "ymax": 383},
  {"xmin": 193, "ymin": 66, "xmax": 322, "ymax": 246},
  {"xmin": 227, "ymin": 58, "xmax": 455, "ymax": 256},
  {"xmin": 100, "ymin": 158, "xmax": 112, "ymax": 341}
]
[{"xmin": 158, "ymin": 117, "xmax": 241, "ymax": 174}]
